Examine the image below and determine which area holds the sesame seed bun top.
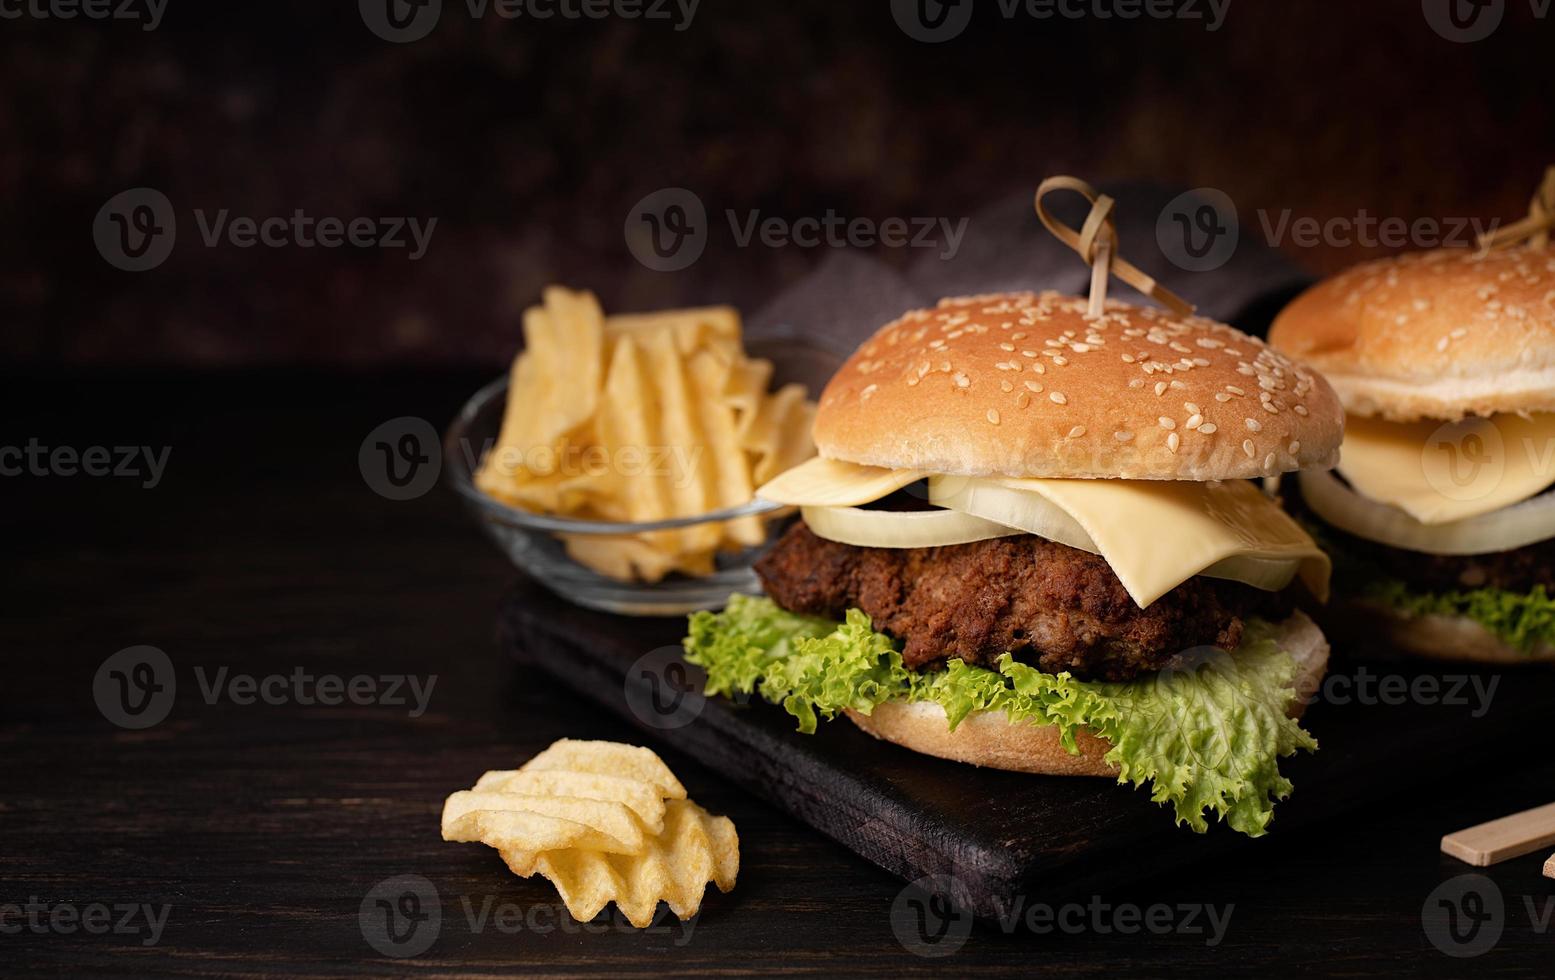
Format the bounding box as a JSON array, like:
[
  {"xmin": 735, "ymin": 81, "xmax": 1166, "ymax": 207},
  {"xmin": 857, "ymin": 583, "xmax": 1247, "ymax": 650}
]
[
  {"xmin": 812, "ymin": 291, "xmax": 1344, "ymax": 481},
  {"xmin": 1268, "ymin": 246, "xmax": 1555, "ymax": 421}
]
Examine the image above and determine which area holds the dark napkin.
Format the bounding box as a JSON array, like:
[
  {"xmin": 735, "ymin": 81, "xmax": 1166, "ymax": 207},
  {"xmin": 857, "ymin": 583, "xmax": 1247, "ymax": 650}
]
[{"xmin": 749, "ymin": 181, "xmax": 1311, "ymax": 352}]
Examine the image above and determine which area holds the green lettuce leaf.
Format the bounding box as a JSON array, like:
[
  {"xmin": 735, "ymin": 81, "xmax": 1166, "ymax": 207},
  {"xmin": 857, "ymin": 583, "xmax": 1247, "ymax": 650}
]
[
  {"xmin": 1307, "ymin": 519, "xmax": 1555, "ymax": 655},
  {"xmin": 684, "ymin": 595, "xmax": 1317, "ymax": 837},
  {"xmin": 1367, "ymin": 580, "xmax": 1555, "ymax": 655}
]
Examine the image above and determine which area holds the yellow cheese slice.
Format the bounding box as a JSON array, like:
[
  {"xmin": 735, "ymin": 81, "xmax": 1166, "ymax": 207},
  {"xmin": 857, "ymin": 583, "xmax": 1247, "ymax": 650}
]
[
  {"xmin": 989, "ymin": 477, "xmax": 1330, "ymax": 608},
  {"xmin": 1338, "ymin": 414, "xmax": 1555, "ymax": 525},
  {"xmin": 755, "ymin": 457, "xmax": 923, "ymax": 507}
]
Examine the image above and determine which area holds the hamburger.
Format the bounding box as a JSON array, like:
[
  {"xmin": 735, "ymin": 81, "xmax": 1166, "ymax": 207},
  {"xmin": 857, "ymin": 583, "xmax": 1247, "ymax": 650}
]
[
  {"xmin": 1269, "ymin": 245, "xmax": 1555, "ymax": 664},
  {"xmin": 684, "ymin": 290, "xmax": 1345, "ymax": 836}
]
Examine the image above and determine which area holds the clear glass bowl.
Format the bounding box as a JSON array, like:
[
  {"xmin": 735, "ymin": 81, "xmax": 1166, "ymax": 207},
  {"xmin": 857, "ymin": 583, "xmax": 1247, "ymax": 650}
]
[{"xmin": 443, "ymin": 376, "xmax": 790, "ymax": 616}]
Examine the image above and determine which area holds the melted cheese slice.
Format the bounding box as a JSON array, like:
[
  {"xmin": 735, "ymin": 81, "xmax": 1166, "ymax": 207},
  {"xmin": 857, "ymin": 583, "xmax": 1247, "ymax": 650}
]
[
  {"xmin": 987, "ymin": 476, "xmax": 1329, "ymax": 608},
  {"xmin": 754, "ymin": 457, "xmax": 1329, "ymax": 607},
  {"xmin": 1339, "ymin": 414, "xmax": 1555, "ymax": 525},
  {"xmin": 755, "ymin": 457, "xmax": 923, "ymax": 507}
]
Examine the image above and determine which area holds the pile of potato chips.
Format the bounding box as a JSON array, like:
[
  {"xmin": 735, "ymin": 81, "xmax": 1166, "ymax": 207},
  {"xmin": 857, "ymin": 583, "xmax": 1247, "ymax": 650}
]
[
  {"xmin": 441, "ymin": 740, "xmax": 739, "ymax": 928},
  {"xmin": 474, "ymin": 287, "xmax": 816, "ymax": 582}
]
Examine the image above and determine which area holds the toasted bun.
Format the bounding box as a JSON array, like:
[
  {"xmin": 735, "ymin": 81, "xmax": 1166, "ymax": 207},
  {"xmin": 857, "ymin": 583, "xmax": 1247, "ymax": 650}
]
[
  {"xmin": 813, "ymin": 292, "xmax": 1343, "ymax": 481},
  {"xmin": 844, "ymin": 611, "xmax": 1328, "ymax": 777},
  {"xmin": 1268, "ymin": 246, "xmax": 1555, "ymax": 421},
  {"xmin": 1335, "ymin": 597, "xmax": 1555, "ymax": 665}
]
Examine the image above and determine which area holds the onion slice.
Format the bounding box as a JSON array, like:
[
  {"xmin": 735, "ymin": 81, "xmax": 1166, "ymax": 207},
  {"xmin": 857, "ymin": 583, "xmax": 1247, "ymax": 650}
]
[
  {"xmin": 800, "ymin": 504, "xmax": 1020, "ymax": 549},
  {"xmin": 1300, "ymin": 468, "xmax": 1555, "ymax": 556},
  {"xmin": 927, "ymin": 475, "xmax": 1313, "ymax": 599}
]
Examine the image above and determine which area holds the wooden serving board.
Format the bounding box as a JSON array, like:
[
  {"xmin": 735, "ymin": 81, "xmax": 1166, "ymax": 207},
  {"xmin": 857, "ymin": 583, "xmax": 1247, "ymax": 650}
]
[{"xmin": 499, "ymin": 576, "xmax": 1553, "ymax": 919}]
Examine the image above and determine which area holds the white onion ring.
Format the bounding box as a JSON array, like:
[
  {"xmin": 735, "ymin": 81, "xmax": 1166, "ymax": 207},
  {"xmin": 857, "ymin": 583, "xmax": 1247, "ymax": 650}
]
[
  {"xmin": 800, "ymin": 505, "xmax": 1020, "ymax": 549},
  {"xmin": 1299, "ymin": 468, "xmax": 1555, "ymax": 556},
  {"xmin": 928, "ymin": 476, "xmax": 1306, "ymax": 594}
]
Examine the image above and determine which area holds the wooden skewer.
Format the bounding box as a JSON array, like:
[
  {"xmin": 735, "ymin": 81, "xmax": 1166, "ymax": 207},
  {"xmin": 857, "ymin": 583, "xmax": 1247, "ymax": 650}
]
[{"xmin": 1441, "ymin": 801, "xmax": 1555, "ymax": 867}]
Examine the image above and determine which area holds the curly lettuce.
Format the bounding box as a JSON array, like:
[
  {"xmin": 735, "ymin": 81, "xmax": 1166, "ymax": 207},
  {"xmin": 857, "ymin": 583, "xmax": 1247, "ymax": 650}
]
[
  {"xmin": 1309, "ymin": 520, "xmax": 1555, "ymax": 655},
  {"xmin": 684, "ymin": 595, "xmax": 1317, "ymax": 837}
]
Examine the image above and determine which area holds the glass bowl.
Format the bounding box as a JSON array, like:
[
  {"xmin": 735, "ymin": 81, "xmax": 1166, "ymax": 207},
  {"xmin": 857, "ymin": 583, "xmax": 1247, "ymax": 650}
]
[{"xmin": 444, "ymin": 376, "xmax": 790, "ymax": 616}]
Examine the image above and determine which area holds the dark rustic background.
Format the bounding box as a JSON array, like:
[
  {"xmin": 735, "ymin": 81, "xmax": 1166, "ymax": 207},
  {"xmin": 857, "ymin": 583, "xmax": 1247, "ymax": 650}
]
[{"xmin": 4, "ymin": 0, "xmax": 1554, "ymax": 365}]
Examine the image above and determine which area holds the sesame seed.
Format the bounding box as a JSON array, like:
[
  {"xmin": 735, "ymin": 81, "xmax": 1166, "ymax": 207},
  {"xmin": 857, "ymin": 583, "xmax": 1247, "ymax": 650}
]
[
  {"xmin": 1053, "ymin": 356, "xmax": 1069, "ymax": 366},
  {"xmin": 1022, "ymin": 350, "xmax": 1038, "ymax": 358},
  {"xmin": 954, "ymin": 372, "xmax": 970, "ymax": 388},
  {"xmin": 1114, "ymin": 430, "xmax": 1134, "ymax": 442},
  {"xmin": 1245, "ymin": 418, "xmax": 1261, "ymax": 432},
  {"xmin": 1000, "ymin": 342, "xmax": 1015, "ymax": 352},
  {"xmin": 1294, "ymin": 404, "xmax": 1309, "ymax": 416},
  {"xmin": 861, "ymin": 384, "xmax": 877, "ymax": 400},
  {"xmin": 1198, "ymin": 423, "xmax": 1218, "ymax": 434},
  {"xmin": 1169, "ymin": 380, "xmax": 1187, "ymax": 390},
  {"xmin": 1167, "ymin": 432, "xmax": 1180, "ymax": 453},
  {"xmin": 1184, "ymin": 402, "xmax": 1200, "ymax": 414},
  {"xmin": 1000, "ymin": 380, "xmax": 1013, "ymax": 392},
  {"xmin": 1024, "ymin": 380, "xmax": 1042, "ymax": 392},
  {"xmin": 1243, "ymin": 439, "xmax": 1256, "ymax": 458},
  {"xmin": 1214, "ymin": 393, "xmax": 1232, "ymax": 402},
  {"xmin": 986, "ymin": 409, "xmax": 1001, "ymax": 425},
  {"xmin": 1031, "ymin": 363, "xmax": 1045, "ymax": 375},
  {"xmin": 1263, "ymin": 402, "xmax": 1279, "ymax": 414},
  {"xmin": 1050, "ymin": 391, "xmax": 1067, "ymax": 405},
  {"xmin": 1073, "ymin": 343, "xmax": 1091, "ymax": 353},
  {"xmin": 1121, "ymin": 354, "xmax": 1136, "ymax": 363},
  {"xmin": 1185, "ymin": 413, "xmax": 1203, "ymax": 430},
  {"xmin": 1225, "ymin": 385, "xmax": 1245, "ymax": 396},
  {"xmin": 1264, "ymin": 452, "xmax": 1277, "ymax": 470},
  {"xmin": 1289, "ymin": 440, "xmax": 1301, "ymax": 454},
  {"xmin": 1015, "ymin": 392, "xmax": 1032, "ymax": 409},
  {"xmin": 1069, "ymin": 425, "xmax": 1086, "ymax": 438},
  {"xmin": 1154, "ymin": 381, "xmax": 1168, "ymax": 397},
  {"xmin": 1158, "ymin": 416, "xmax": 1176, "ymax": 430}
]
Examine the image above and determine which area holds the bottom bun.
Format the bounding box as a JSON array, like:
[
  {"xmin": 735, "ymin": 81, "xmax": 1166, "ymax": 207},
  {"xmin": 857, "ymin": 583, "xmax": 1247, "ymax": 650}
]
[
  {"xmin": 1340, "ymin": 598, "xmax": 1555, "ymax": 665},
  {"xmin": 844, "ymin": 611, "xmax": 1329, "ymax": 778}
]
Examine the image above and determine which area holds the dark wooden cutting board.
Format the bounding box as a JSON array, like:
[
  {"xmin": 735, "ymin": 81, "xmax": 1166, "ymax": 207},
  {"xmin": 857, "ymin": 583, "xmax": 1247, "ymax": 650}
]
[{"xmin": 499, "ymin": 575, "xmax": 1551, "ymax": 919}]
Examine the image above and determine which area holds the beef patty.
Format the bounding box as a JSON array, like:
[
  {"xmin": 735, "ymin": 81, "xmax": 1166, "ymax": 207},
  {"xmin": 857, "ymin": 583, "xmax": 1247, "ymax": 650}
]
[{"xmin": 754, "ymin": 521, "xmax": 1290, "ymax": 681}]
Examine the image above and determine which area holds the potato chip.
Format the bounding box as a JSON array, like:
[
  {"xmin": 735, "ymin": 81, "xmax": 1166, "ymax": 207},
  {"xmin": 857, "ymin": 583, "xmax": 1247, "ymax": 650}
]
[
  {"xmin": 521, "ymin": 739, "xmax": 686, "ymax": 799},
  {"xmin": 471, "ymin": 769, "xmax": 668, "ymax": 834},
  {"xmin": 441, "ymin": 740, "xmax": 736, "ymax": 928},
  {"xmin": 441, "ymin": 791, "xmax": 646, "ymax": 854},
  {"xmin": 501, "ymin": 799, "xmax": 739, "ymax": 928},
  {"xmin": 474, "ymin": 287, "xmax": 816, "ymax": 583}
]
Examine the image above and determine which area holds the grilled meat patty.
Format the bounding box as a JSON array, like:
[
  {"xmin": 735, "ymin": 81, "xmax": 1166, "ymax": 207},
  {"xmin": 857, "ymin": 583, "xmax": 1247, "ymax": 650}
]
[{"xmin": 754, "ymin": 521, "xmax": 1290, "ymax": 682}]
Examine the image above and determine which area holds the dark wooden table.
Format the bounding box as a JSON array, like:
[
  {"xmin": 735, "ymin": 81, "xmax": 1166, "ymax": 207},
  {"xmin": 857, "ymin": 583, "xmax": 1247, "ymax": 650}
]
[{"xmin": 6, "ymin": 371, "xmax": 1553, "ymax": 977}]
